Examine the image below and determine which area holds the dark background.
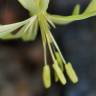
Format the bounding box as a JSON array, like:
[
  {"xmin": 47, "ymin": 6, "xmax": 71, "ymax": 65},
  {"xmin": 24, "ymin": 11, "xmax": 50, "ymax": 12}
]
[{"xmin": 0, "ymin": 0, "xmax": 96, "ymax": 96}]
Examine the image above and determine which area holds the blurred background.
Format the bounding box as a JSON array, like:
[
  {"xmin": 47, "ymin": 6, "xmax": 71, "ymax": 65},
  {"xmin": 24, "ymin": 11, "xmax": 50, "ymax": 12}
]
[{"xmin": 0, "ymin": 0, "xmax": 96, "ymax": 96}]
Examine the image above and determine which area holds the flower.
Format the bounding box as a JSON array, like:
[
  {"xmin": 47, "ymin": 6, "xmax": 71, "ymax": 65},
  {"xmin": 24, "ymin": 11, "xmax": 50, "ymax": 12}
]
[{"xmin": 0, "ymin": 0, "xmax": 96, "ymax": 88}]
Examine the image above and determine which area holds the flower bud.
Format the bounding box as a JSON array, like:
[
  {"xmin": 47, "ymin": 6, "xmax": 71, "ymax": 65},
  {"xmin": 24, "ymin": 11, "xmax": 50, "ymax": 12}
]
[
  {"xmin": 43, "ymin": 64, "xmax": 51, "ymax": 88},
  {"xmin": 65, "ymin": 62, "xmax": 78, "ymax": 83},
  {"xmin": 53, "ymin": 61, "xmax": 66, "ymax": 85}
]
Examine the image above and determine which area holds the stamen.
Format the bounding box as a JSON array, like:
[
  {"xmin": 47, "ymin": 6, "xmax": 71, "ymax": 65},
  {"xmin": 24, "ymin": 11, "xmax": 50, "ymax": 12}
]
[
  {"xmin": 53, "ymin": 61, "xmax": 66, "ymax": 85},
  {"xmin": 43, "ymin": 64, "xmax": 51, "ymax": 88},
  {"xmin": 65, "ymin": 62, "xmax": 78, "ymax": 83},
  {"xmin": 55, "ymin": 52, "xmax": 64, "ymax": 71}
]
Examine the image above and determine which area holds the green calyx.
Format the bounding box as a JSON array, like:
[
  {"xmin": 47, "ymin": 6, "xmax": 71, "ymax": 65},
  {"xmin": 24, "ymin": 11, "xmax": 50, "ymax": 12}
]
[{"xmin": 0, "ymin": 0, "xmax": 96, "ymax": 88}]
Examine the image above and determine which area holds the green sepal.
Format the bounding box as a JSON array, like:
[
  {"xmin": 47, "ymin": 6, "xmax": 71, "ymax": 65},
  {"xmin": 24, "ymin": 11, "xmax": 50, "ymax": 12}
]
[
  {"xmin": 0, "ymin": 33, "xmax": 15, "ymax": 40},
  {"xmin": 18, "ymin": 0, "xmax": 40, "ymax": 15},
  {"xmin": 47, "ymin": 0, "xmax": 96, "ymax": 25},
  {"xmin": 22, "ymin": 19, "xmax": 38, "ymax": 41},
  {"xmin": 72, "ymin": 4, "xmax": 80, "ymax": 15},
  {"xmin": 39, "ymin": 0, "xmax": 49, "ymax": 11},
  {"xmin": 0, "ymin": 18, "xmax": 30, "ymax": 39},
  {"xmin": 12, "ymin": 16, "xmax": 38, "ymax": 41},
  {"xmin": 84, "ymin": 0, "xmax": 96, "ymax": 14}
]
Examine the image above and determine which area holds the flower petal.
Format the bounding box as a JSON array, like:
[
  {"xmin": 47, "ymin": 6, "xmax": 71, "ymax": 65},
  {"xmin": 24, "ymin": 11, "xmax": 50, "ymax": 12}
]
[
  {"xmin": 0, "ymin": 18, "xmax": 31, "ymax": 38},
  {"xmin": 84, "ymin": 0, "xmax": 96, "ymax": 13},
  {"xmin": 18, "ymin": 0, "xmax": 40, "ymax": 15},
  {"xmin": 0, "ymin": 16, "xmax": 37, "ymax": 40},
  {"xmin": 47, "ymin": 0, "xmax": 96, "ymax": 25},
  {"xmin": 72, "ymin": 4, "xmax": 80, "ymax": 15},
  {"xmin": 39, "ymin": 0, "xmax": 49, "ymax": 11}
]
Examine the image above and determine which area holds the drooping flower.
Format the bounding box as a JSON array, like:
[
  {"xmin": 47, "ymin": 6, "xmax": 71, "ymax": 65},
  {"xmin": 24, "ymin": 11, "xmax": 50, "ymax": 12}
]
[{"xmin": 0, "ymin": 0, "xmax": 96, "ymax": 88}]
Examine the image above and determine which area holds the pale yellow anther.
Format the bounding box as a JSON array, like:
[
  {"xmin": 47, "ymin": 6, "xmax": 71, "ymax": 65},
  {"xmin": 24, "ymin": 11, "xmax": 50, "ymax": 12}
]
[
  {"xmin": 65, "ymin": 62, "xmax": 78, "ymax": 83},
  {"xmin": 43, "ymin": 64, "xmax": 51, "ymax": 88},
  {"xmin": 53, "ymin": 61, "xmax": 66, "ymax": 85}
]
